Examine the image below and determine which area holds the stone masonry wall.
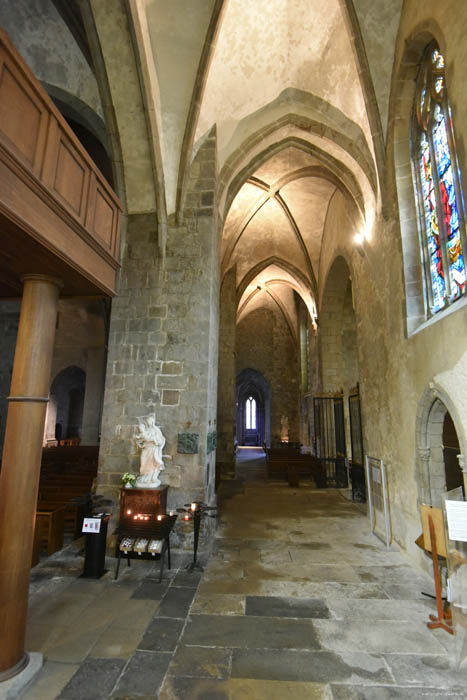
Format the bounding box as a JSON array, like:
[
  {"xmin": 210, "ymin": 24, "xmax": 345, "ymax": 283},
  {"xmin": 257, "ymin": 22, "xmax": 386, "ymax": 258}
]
[
  {"xmin": 0, "ymin": 302, "xmax": 20, "ymax": 449},
  {"xmin": 97, "ymin": 132, "xmax": 220, "ymax": 532}
]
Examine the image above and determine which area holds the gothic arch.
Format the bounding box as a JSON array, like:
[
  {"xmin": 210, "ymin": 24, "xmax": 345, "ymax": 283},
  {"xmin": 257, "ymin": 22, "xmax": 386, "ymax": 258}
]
[
  {"xmin": 236, "ymin": 368, "xmax": 271, "ymax": 447},
  {"xmin": 237, "ymin": 257, "xmax": 316, "ymax": 306},
  {"xmin": 389, "ymin": 23, "xmax": 450, "ymax": 335},
  {"xmin": 415, "ymin": 382, "xmax": 467, "ymax": 506},
  {"xmin": 220, "ymin": 131, "xmax": 367, "ymax": 227}
]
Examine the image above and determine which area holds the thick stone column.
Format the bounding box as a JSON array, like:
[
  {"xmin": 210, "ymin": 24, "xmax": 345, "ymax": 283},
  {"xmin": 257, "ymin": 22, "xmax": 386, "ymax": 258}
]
[{"xmin": 0, "ymin": 275, "xmax": 61, "ymax": 678}]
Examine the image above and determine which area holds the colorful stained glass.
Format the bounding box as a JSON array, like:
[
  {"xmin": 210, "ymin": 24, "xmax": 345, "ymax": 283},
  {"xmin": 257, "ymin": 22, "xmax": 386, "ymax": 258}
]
[
  {"xmin": 419, "ymin": 133, "xmax": 445, "ymax": 310},
  {"xmin": 433, "ymin": 105, "xmax": 466, "ymax": 298},
  {"xmin": 413, "ymin": 46, "xmax": 466, "ymax": 314}
]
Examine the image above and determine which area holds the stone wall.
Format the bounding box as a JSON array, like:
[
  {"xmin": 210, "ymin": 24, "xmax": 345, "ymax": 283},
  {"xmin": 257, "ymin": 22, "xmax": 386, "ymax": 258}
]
[
  {"xmin": 0, "ymin": 0, "xmax": 103, "ymax": 119},
  {"xmin": 236, "ymin": 295, "xmax": 299, "ymax": 444},
  {"xmin": 0, "ymin": 302, "xmax": 20, "ymax": 449},
  {"xmin": 97, "ymin": 131, "xmax": 220, "ymax": 529}
]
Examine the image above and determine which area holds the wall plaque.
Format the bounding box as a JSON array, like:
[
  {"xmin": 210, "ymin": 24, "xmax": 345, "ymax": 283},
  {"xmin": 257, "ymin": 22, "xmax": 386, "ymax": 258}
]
[{"xmin": 178, "ymin": 432, "xmax": 199, "ymax": 454}]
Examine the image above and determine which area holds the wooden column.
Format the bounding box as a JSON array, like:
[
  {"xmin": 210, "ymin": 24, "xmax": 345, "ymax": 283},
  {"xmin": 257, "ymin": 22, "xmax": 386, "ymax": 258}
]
[{"xmin": 0, "ymin": 275, "xmax": 61, "ymax": 679}]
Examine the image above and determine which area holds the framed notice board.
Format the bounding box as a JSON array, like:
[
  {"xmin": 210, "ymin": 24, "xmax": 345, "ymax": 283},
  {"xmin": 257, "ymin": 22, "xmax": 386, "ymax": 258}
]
[{"xmin": 365, "ymin": 456, "xmax": 391, "ymax": 547}]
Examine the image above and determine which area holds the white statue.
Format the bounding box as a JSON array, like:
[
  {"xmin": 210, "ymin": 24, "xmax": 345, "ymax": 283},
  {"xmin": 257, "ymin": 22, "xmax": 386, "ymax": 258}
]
[{"xmin": 134, "ymin": 414, "xmax": 165, "ymax": 488}]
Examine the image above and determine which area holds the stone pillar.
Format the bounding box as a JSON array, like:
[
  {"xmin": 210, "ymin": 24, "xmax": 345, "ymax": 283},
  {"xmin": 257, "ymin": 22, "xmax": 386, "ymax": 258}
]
[
  {"xmin": 457, "ymin": 454, "xmax": 467, "ymax": 496},
  {"xmin": 417, "ymin": 446, "xmax": 431, "ymax": 505},
  {"xmin": 0, "ymin": 275, "xmax": 60, "ymax": 678},
  {"xmin": 216, "ymin": 266, "xmax": 237, "ymax": 475},
  {"xmin": 81, "ymin": 347, "xmax": 106, "ymax": 444}
]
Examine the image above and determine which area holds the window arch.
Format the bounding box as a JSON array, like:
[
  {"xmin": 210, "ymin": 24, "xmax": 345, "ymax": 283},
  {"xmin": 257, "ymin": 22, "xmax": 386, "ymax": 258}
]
[
  {"xmin": 245, "ymin": 396, "xmax": 257, "ymax": 430},
  {"xmin": 412, "ymin": 43, "xmax": 466, "ymax": 316}
]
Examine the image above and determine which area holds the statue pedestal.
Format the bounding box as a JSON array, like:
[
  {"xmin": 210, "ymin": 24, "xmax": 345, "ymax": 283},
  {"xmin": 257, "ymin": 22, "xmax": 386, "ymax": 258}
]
[{"xmin": 119, "ymin": 486, "xmax": 168, "ymax": 518}]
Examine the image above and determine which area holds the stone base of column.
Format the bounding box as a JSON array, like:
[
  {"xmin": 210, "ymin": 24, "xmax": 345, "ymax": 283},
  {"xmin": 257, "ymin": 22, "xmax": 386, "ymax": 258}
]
[{"xmin": 0, "ymin": 653, "xmax": 42, "ymax": 698}]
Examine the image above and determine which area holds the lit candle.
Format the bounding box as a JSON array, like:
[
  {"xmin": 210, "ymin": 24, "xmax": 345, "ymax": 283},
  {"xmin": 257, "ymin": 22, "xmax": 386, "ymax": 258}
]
[
  {"xmin": 191, "ymin": 503, "xmax": 197, "ymax": 512},
  {"xmin": 157, "ymin": 515, "xmax": 162, "ymax": 521},
  {"xmin": 169, "ymin": 510, "xmax": 174, "ymax": 517},
  {"xmin": 184, "ymin": 514, "xmax": 190, "ymax": 521},
  {"xmin": 126, "ymin": 509, "xmax": 132, "ymax": 515}
]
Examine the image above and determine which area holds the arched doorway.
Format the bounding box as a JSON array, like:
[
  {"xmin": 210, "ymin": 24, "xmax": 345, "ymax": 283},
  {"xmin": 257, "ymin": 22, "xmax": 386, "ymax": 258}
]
[
  {"xmin": 47, "ymin": 366, "xmax": 86, "ymax": 443},
  {"xmin": 417, "ymin": 392, "xmax": 465, "ymax": 506},
  {"xmin": 236, "ymin": 369, "xmax": 270, "ymax": 448}
]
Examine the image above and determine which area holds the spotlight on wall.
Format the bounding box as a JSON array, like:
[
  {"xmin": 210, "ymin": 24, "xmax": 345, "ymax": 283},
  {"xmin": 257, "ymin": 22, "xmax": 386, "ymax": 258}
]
[{"xmin": 354, "ymin": 231, "xmax": 365, "ymax": 256}]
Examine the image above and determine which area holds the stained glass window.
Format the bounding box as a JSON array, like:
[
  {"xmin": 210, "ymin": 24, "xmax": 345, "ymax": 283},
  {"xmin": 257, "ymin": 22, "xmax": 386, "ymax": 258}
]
[
  {"xmin": 245, "ymin": 396, "xmax": 256, "ymax": 430},
  {"xmin": 412, "ymin": 44, "xmax": 466, "ymax": 315}
]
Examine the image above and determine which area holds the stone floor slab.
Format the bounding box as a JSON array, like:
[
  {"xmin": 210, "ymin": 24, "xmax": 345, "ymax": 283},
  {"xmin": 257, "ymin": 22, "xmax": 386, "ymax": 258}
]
[
  {"xmin": 314, "ymin": 619, "xmax": 446, "ymax": 655},
  {"xmin": 327, "ymin": 598, "xmax": 434, "ymax": 621},
  {"xmin": 171, "ymin": 570, "xmax": 202, "ymax": 588},
  {"xmin": 191, "ymin": 593, "xmax": 245, "ymax": 616},
  {"xmin": 89, "ymin": 623, "xmax": 144, "ymax": 658},
  {"xmin": 130, "ymin": 579, "xmax": 171, "ymax": 600},
  {"xmin": 330, "ymin": 685, "xmax": 466, "ymax": 699},
  {"xmin": 245, "ymin": 595, "xmax": 331, "ymax": 618},
  {"xmin": 382, "ymin": 653, "xmax": 467, "ymax": 688},
  {"xmin": 111, "ymin": 651, "xmax": 171, "ymax": 697},
  {"xmin": 109, "ymin": 599, "xmax": 160, "ymax": 629},
  {"xmin": 42, "ymin": 627, "xmax": 103, "ymax": 663},
  {"xmin": 168, "ymin": 645, "xmax": 231, "ymax": 679},
  {"xmin": 231, "ymin": 649, "xmax": 393, "ymax": 684},
  {"xmin": 156, "ymin": 586, "xmax": 196, "ymax": 618},
  {"xmin": 182, "ymin": 614, "xmax": 321, "ymax": 650},
  {"xmin": 138, "ymin": 617, "xmax": 185, "ymax": 652},
  {"xmin": 57, "ymin": 658, "xmax": 125, "ymax": 700},
  {"xmin": 160, "ymin": 676, "xmax": 332, "ymax": 699}
]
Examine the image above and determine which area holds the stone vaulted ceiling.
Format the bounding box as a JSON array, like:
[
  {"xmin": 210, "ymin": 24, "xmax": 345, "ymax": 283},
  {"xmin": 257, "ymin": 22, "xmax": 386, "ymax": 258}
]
[{"xmin": 128, "ymin": 0, "xmax": 404, "ymax": 330}]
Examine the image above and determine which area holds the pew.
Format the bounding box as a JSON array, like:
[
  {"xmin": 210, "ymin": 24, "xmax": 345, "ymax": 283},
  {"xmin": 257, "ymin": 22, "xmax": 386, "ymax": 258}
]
[
  {"xmin": 34, "ymin": 507, "xmax": 65, "ymax": 556},
  {"xmin": 265, "ymin": 451, "xmax": 327, "ymax": 487},
  {"xmin": 32, "ymin": 446, "xmax": 98, "ymax": 563}
]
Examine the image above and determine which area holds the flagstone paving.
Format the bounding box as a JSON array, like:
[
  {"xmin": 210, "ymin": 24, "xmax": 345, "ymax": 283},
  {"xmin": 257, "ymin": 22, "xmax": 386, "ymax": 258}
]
[{"xmin": 18, "ymin": 448, "xmax": 467, "ymax": 699}]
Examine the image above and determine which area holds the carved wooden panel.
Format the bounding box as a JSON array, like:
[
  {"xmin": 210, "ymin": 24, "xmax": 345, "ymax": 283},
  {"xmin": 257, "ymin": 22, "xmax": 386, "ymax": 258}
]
[
  {"xmin": 0, "ymin": 28, "xmax": 122, "ymax": 296},
  {"xmin": 93, "ymin": 185, "xmax": 116, "ymax": 250},
  {"xmin": 53, "ymin": 136, "xmax": 89, "ymax": 219},
  {"xmin": 0, "ymin": 48, "xmax": 48, "ymax": 174}
]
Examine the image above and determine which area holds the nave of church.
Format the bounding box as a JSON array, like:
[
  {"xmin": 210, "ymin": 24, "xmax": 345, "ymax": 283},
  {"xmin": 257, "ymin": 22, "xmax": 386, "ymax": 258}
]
[{"xmin": 10, "ymin": 449, "xmax": 467, "ymax": 699}]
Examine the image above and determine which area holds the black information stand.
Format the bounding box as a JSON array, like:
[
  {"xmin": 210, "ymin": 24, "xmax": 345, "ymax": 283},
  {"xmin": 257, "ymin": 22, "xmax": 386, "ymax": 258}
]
[
  {"xmin": 176, "ymin": 502, "xmax": 217, "ymax": 573},
  {"xmin": 82, "ymin": 514, "xmax": 110, "ymax": 579}
]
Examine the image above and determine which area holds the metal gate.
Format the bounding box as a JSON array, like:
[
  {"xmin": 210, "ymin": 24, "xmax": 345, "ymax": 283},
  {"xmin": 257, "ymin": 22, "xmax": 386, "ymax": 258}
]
[
  {"xmin": 349, "ymin": 391, "xmax": 366, "ymax": 501},
  {"xmin": 313, "ymin": 395, "xmax": 348, "ymax": 487}
]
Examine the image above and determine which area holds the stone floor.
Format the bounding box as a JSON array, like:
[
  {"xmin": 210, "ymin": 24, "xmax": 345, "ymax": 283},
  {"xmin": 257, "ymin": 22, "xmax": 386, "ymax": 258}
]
[{"xmin": 17, "ymin": 448, "xmax": 467, "ymax": 699}]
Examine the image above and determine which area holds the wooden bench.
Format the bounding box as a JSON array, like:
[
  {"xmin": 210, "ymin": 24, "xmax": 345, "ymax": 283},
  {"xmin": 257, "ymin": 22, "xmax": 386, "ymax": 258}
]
[
  {"xmin": 266, "ymin": 454, "xmax": 327, "ymax": 487},
  {"xmin": 33, "ymin": 507, "xmax": 65, "ymax": 563}
]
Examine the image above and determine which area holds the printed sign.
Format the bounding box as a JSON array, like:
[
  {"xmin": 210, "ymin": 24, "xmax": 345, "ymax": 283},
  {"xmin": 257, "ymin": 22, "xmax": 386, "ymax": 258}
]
[
  {"xmin": 82, "ymin": 517, "xmax": 101, "ymax": 534},
  {"xmin": 445, "ymin": 500, "xmax": 467, "ymax": 542}
]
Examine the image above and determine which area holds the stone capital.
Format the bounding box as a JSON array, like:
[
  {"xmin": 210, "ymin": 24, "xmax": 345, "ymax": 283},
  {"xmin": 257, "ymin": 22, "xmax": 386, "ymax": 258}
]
[{"xmin": 457, "ymin": 453, "xmax": 467, "ymax": 474}]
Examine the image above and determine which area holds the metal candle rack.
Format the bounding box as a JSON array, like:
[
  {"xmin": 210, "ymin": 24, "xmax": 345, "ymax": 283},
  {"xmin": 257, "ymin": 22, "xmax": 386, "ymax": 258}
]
[{"xmin": 176, "ymin": 502, "xmax": 217, "ymax": 573}]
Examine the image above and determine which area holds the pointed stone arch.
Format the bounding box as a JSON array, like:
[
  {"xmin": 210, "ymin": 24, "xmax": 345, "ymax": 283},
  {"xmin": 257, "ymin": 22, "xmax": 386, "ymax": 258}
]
[
  {"xmin": 388, "ymin": 22, "xmax": 448, "ymax": 335},
  {"xmin": 220, "ymin": 129, "xmax": 368, "ymax": 226},
  {"xmin": 237, "ymin": 256, "xmax": 317, "ymax": 306},
  {"xmin": 415, "ymin": 382, "xmax": 467, "ymax": 506}
]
